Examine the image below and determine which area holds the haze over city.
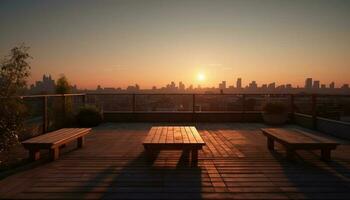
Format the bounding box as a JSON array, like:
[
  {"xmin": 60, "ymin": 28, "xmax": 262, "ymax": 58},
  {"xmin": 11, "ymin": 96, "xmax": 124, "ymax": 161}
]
[{"xmin": 1, "ymin": 0, "xmax": 350, "ymax": 89}]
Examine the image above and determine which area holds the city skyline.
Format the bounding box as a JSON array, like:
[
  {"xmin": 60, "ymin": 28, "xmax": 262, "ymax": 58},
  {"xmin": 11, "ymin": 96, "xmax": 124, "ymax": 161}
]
[
  {"xmin": 1, "ymin": 0, "xmax": 350, "ymax": 88},
  {"xmin": 29, "ymin": 74, "xmax": 349, "ymax": 94}
]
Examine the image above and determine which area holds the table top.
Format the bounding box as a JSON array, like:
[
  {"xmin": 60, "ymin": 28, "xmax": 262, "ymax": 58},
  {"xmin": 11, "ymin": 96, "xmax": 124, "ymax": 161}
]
[{"xmin": 143, "ymin": 126, "xmax": 205, "ymax": 145}]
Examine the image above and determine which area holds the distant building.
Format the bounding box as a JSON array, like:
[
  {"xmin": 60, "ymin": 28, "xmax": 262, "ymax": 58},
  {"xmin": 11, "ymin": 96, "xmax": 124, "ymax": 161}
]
[
  {"xmin": 219, "ymin": 81, "xmax": 226, "ymax": 90},
  {"xmin": 29, "ymin": 74, "xmax": 55, "ymax": 94},
  {"xmin": 268, "ymin": 82, "xmax": 276, "ymax": 89},
  {"xmin": 330, "ymin": 82, "xmax": 335, "ymax": 89},
  {"xmin": 305, "ymin": 78, "xmax": 312, "ymax": 89},
  {"xmin": 249, "ymin": 81, "xmax": 258, "ymax": 89},
  {"xmin": 321, "ymin": 84, "xmax": 326, "ymax": 89},
  {"xmin": 313, "ymin": 80, "xmax": 320, "ymax": 89},
  {"xmin": 236, "ymin": 78, "xmax": 242, "ymax": 89}
]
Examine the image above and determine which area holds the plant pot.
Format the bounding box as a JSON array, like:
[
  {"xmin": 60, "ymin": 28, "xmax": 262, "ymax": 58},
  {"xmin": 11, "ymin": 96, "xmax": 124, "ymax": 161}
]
[{"xmin": 262, "ymin": 113, "xmax": 288, "ymax": 125}]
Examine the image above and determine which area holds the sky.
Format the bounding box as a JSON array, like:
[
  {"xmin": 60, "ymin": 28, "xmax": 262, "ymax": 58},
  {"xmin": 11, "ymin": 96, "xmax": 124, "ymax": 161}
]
[{"xmin": 0, "ymin": 0, "xmax": 349, "ymax": 89}]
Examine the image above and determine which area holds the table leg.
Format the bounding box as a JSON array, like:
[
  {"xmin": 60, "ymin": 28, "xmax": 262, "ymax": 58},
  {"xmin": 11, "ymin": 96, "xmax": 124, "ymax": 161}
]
[
  {"xmin": 50, "ymin": 148, "xmax": 59, "ymax": 161},
  {"xmin": 191, "ymin": 149, "xmax": 198, "ymax": 166},
  {"xmin": 77, "ymin": 136, "xmax": 85, "ymax": 148},
  {"xmin": 29, "ymin": 149, "xmax": 40, "ymax": 161},
  {"xmin": 286, "ymin": 148, "xmax": 295, "ymax": 160},
  {"xmin": 267, "ymin": 137, "xmax": 274, "ymax": 151},
  {"xmin": 321, "ymin": 149, "xmax": 331, "ymax": 161}
]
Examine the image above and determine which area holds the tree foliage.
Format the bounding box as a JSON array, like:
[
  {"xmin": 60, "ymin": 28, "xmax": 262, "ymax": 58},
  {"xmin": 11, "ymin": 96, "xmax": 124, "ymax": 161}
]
[
  {"xmin": 0, "ymin": 45, "xmax": 31, "ymax": 152},
  {"xmin": 55, "ymin": 75, "xmax": 71, "ymax": 94}
]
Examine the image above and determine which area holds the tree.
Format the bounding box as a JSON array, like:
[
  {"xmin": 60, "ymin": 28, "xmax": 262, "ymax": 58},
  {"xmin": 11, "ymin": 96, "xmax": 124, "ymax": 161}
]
[
  {"xmin": 0, "ymin": 44, "xmax": 31, "ymax": 152},
  {"xmin": 55, "ymin": 75, "xmax": 71, "ymax": 94}
]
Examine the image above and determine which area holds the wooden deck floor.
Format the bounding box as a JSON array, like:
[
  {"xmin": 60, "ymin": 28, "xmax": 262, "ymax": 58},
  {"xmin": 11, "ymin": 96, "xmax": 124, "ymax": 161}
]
[{"xmin": 1, "ymin": 123, "xmax": 350, "ymax": 199}]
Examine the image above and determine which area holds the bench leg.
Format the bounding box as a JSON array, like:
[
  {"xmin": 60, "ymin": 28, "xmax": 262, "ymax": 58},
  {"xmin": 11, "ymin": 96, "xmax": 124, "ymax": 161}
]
[
  {"xmin": 50, "ymin": 148, "xmax": 59, "ymax": 161},
  {"xmin": 29, "ymin": 149, "xmax": 40, "ymax": 161},
  {"xmin": 321, "ymin": 149, "xmax": 331, "ymax": 161},
  {"xmin": 286, "ymin": 149, "xmax": 295, "ymax": 160},
  {"xmin": 267, "ymin": 138, "xmax": 274, "ymax": 151},
  {"xmin": 191, "ymin": 149, "xmax": 199, "ymax": 166},
  {"xmin": 77, "ymin": 136, "xmax": 85, "ymax": 148}
]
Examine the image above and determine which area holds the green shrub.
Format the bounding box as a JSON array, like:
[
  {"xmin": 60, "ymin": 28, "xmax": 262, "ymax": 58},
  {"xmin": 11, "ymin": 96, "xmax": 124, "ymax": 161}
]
[
  {"xmin": 76, "ymin": 105, "xmax": 102, "ymax": 127},
  {"xmin": 263, "ymin": 102, "xmax": 288, "ymax": 115}
]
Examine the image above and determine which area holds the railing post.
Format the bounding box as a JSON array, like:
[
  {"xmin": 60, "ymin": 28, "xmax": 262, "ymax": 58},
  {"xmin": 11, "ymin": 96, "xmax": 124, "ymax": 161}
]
[
  {"xmin": 42, "ymin": 96, "xmax": 48, "ymax": 133},
  {"xmin": 242, "ymin": 94, "xmax": 246, "ymax": 122},
  {"xmin": 311, "ymin": 94, "xmax": 317, "ymax": 129},
  {"xmin": 192, "ymin": 94, "xmax": 196, "ymax": 113},
  {"xmin": 192, "ymin": 94, "xmax": 196, "ymax": 122},
  {"xmin": 82, "ymin": 94, "xmax": 87, "ymax": 106},
  {"xmin": 62, "ymin": 95, "xmax": 66, "ymax": 126},
  {"xmin": 132, "ymin": 93, "xmax": 136, "ymax": 113},
  {"xmin": 290, "ymin": 94, "xmax": 295, "ymax": 123}
]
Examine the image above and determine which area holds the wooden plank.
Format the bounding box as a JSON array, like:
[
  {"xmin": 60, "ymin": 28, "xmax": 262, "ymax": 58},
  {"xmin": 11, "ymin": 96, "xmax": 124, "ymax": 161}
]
[
  {"xmin": 151, "ymin": 127, "xmax": 162, "ymax": 143},
  {"xmin": 173, "ymin": 126, "xmax": 183, "ymax": 144},
  {"xmin": 166, "ymin": 126, "xmax": 174, "ymax": 144},
  {"xmin": 185, "ymin": 126, "xmax": 197, "ymax": 144},
  {"xmin": 158, "ymin": 127, "xmax": 167, "ymax": 143},
  {"xmin": 143, "ymin": 127, "xmax": 157, "ymax": 143},
  {"xmin": 262, "ymin": 128, "xmax": 338, "ymax": 146},
  {"xmin": 181, "ymin": 127, "xmax": 190, "ymax": 144},
  {"xmin": 190, "ymin": 126, "xmax": 205, "ymax": 144}
]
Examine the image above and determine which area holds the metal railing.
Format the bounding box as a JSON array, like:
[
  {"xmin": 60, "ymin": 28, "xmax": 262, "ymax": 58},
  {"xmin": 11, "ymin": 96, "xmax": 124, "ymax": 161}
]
[{"xmin": 18, "ymin": 93, "xmax": 350, "ymax": 135}]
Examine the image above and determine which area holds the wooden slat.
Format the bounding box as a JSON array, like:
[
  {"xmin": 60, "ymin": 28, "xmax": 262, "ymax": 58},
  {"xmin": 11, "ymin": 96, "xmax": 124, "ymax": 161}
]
[
  {"xmin": 262, "ymin": 128, "xmax": 338, "ymax": 145},
  {"xmin": 173, "ymin": 126, "xmax": 183, "ymax": 144},
  {"xmin": 181, "ymin": 127, "xmax": 190, "ymax": 143},
  {"xmin": 185, "ymin": 126, "xmax": 197, "ymax": 143},
  {"xmin": 151, "ymin": 127, "xmax": 162, "ymax": 143},
  {"xmin": 166, "ymin": 126, "xmax": 174, "ymax": 144},
  {"xmin": 143, "ymin": 127, "xmax": 157, "ymax": 143},
  {"xmin": 22, "ymin": 128, "xmax": 91, "ymax": 145},
  {"xmin": 158, "ymin": 127, "xmax": 167, "ymax": 143},
  {"xmin": 190, "ymin": 126, "xmax": 205, "ymax": 144}
]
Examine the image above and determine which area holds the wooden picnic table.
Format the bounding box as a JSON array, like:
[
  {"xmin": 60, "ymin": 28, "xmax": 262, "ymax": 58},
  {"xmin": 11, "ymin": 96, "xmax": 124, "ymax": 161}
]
[{"xmin": 143, "ymin": 126, "xmax": 205, "ymax": 165}]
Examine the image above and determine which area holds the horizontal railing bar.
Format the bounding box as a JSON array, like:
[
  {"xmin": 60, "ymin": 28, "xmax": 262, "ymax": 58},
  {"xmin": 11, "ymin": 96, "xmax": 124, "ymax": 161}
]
[{"xmin": 20, "ymin": 93, "xmax": 86, "ymax": 98}]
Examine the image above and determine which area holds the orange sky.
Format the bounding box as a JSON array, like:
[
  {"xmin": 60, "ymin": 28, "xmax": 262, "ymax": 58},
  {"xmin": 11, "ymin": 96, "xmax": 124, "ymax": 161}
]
[{"xmin": 1, "ymin": 0, "xmax": 349, "ymax": 89}]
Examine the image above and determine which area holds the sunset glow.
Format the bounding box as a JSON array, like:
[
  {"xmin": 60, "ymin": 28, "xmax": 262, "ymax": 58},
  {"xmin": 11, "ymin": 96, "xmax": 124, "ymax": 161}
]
[
  {"xmin": 0, "ymin": 0, "xmax": 349, "ymax": 89},
  {"xmin": 197, "ymin": 73, "xmax": 206, "ymax": 82}
]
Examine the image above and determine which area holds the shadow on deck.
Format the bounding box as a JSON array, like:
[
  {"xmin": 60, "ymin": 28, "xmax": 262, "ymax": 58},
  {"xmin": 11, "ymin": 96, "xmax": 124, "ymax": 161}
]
[{"xmin": 0, "ymin": 123, "xmax": 350, "ymax": 199}]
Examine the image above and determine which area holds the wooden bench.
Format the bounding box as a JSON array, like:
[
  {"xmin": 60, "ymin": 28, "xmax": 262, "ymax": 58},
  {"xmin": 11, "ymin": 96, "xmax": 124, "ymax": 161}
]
[
  {"xmin": 143, "ymin": 126, "xmax": 205, "ymax": 166},
  {"xmin": 261, "ymin": 128, "xmax": 339, "ymax": 161},
  {"xmin": 22, "ymin": 128, "xmax": 91, "ymax": 161}
]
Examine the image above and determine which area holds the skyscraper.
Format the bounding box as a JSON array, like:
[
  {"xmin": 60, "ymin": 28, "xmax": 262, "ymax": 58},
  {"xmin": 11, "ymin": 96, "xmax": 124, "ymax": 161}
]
[
  {"xmin": 236, "ymin": 78, "xmax": 242, "ymax": 89},
  {"xmin": 305, "ymin": 78, "xmax": 312, "ymax": 89},
  {"xmin": 330, "ymin": 82, "xmax": 335, "ymax": 89},
  {"xmin": 313, "ymin": 80, "xmax": 320, "ymax": 89}
]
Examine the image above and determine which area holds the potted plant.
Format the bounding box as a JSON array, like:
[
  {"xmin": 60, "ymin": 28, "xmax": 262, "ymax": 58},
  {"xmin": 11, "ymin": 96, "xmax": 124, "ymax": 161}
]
[
  {"xmin": 262, "ymin": 102, "xmax": 289, "ymax": 125},
  {"xmin": 76, "ymin": 105, "xmax": 103, "ymax": 127}
]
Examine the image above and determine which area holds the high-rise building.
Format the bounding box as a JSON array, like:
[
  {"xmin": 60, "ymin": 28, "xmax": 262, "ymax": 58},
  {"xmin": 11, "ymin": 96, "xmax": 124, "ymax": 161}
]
[
  {"xmin": 249, "ymin": 81, "xmax": 258, "ymax": 89},
  {"xmin": 219, "ymin": 81, "xmax": 226, "ymax": 90},
  {"xmin": 236, "ymin": 78, "xmax": 242, "ymax": 89},
  {"xmin": 313, "ymin": 80, "xmax": 320, "ymax": 89},
  {"xmin": 330, "ymin": 82, "xmax": 335, "ymax": 89},
  {"xmin": 268, "ymin": 82, "xmax": 276, "ymax": 89},
  {"xmin": 305, "ymin": 78, "xmax": 312, "ymax": 89}
]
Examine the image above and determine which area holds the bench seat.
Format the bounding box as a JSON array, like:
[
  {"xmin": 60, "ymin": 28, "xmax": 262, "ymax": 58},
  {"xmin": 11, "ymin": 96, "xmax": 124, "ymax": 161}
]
[
  {"xmin": 22, "ymin": 128, "xmax": 91, "ymax": 161},
  {"xmin": 261, "ymin": 128, "xmax": 339, "ymax": 161}
]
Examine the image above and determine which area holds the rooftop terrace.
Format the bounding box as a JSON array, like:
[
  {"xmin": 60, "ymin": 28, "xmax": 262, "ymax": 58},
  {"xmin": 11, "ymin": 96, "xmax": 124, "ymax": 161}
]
[{"xmin": 1, "ymin": 123, "xmax": 349, "ymax": 199}]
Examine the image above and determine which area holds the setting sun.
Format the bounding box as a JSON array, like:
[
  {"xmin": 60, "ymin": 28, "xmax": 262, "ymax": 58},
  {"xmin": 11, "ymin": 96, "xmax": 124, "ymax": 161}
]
[{"xmin": 197, "ymin": 73, "xmax": 206, "ymax": 81}]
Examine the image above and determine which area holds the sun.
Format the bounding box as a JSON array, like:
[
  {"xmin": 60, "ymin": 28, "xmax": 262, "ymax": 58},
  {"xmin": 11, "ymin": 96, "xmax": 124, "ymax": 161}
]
[{"xmin": 197, "ymin": 73, "xmax": 206, "ymax": 81}]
